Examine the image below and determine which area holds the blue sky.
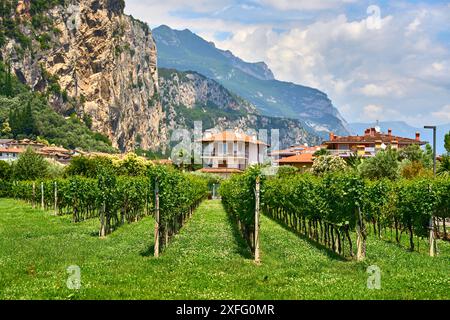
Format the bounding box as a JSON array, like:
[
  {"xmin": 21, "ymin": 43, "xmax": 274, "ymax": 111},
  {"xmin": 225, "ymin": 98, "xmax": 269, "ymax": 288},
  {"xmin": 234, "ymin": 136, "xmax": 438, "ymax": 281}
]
[{"xmin": 125, "ymin": 0, "xmax": 450, "ymax": 126}]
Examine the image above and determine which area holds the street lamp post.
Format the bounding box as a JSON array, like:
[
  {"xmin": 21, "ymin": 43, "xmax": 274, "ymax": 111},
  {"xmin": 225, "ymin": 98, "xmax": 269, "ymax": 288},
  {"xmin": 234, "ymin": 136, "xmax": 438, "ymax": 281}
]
[{"xmin": 424, "ymin": 125, "xmax": 437, "ymax": 257}]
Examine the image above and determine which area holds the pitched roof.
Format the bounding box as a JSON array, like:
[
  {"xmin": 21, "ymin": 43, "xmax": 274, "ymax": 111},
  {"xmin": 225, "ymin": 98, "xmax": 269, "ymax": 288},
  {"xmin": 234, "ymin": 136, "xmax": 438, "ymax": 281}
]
[
  {"xmin": 277, "ymin": 153, "xmax": 314, "ymax": 164},
  {"xmin": 41, "ymin": 146, "xmax": 70, "ymax": 153},
  {"xmin": 200, "ymin": 131, "xmax": 268, "ymax": 146},
  {"xmin": 10, "ymin": 139, "xmax": 45, "ymax": 146},
  {"xmin": 271, "ymin": 145, "xmax": 321, "ymax": 156},
  {"xmin": 325, "ymin": 128, "xmax": 426, "ymax": 146},
  {"xmin": 0, "ymin": 148, "xmax": 25, "ymax": 154}
]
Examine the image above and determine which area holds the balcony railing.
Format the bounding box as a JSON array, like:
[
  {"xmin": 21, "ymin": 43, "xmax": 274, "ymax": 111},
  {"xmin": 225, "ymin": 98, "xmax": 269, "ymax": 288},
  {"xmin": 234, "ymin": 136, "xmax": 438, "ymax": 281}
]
[
  {"xmin": 327, "ymin": 149, "xmax": 377, "ymax": 157},
  {"xmin": 201, "ymin": 153, "xmax": 249, "ymax": 160}
]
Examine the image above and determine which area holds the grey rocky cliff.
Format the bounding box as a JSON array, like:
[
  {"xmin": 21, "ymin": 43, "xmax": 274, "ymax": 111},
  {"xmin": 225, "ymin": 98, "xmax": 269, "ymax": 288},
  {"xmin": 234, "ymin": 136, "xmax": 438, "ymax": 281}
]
[
  {"xmin": 2, "ymin": 0, "xmax": 166, "ymax": 152},
  {"xmin": 159, "ymin": 68, "xmax": 321, "ymax": 148}
]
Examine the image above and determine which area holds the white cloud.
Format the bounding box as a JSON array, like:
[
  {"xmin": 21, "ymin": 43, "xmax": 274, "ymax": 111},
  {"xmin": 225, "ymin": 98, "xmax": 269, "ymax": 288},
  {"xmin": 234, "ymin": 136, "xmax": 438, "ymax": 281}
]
[
  {"xmin": 360, "ymin": 84, "xmax": 390, "ymax": 97},
  {"xmin": 259, "ymin": 0, "xmax": 358, "ymax": 11},
  {"xmin": 362, "ymin": 104, "xmax": 385, "ymax": 121},
  {"xmin": 124, "ymin": 1, "xmax": 450, "ymax": 126},
  {"xmin": 432, "ymin": 62, "xmax": 444, "ymax": 72},
  {"xmin": 432, "ymin": 105, "xmax": 450, "ymax": 121},
  {"xmin": 359, "ymin": 83, "xmax": 405, "ymax": 97}
]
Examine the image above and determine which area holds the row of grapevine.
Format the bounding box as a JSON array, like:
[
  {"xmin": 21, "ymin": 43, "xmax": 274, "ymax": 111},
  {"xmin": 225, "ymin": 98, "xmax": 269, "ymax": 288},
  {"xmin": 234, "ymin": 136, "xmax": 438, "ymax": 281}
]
[
  {"xmin": 220, "ymin": 169, "xmax": 450, "ymax": 261},
  {"xmin": 8, "ymin": 176, "xmax": 152, "ymax": 233},
  {"xmin": 219, "ymin": 167, "xmax": 263, "ymax": 256},
  {"xmin": 5, "ymin": 165, "xmax": 209, "ymax": 253},
  {"xmin": 148, "ymin": 165, "xmax": 209, "ymax": 255},
  {"xmin": 263, "ymin": 173, "xmax": 366, "ymax": 259}
]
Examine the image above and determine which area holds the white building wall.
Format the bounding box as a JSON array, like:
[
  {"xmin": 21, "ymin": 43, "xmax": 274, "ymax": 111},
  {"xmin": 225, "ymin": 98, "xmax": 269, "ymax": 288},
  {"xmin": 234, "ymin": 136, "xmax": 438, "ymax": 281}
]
[
  {"xmin": 259, "ymin": 145, "xmax": 268, "ymax": 164},
  {"xmin": 202, "ymin": 139, "xmax": 267, "ymax": 170},
  {"xmin": 0, "ymin": 152, "xmax": 19, "ymax": 162},
  {"xmin": 248, "ymin": 143, "xmax": 259, "ymax": 165}
]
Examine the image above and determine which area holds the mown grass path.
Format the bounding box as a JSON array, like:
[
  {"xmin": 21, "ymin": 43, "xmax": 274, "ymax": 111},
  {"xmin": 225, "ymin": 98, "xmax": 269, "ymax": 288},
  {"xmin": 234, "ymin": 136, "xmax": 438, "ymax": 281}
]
[{"xmin": 0, "ymin": 199, "xmax": 448, "ymax": 299}]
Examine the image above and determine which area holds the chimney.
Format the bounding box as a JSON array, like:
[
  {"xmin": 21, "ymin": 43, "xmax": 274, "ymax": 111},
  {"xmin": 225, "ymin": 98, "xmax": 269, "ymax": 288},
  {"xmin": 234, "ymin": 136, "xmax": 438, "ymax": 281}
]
[
  {"xmin": 329, "ymin": 132, "xmax": 335, "ymax": 141},
  {"xmin": 415, "ymin": 132, "xmax": 420, "ymax": 141},
  {"xmin": 388, "ymin": 129, "xmax": 392, "ymax": 137}
]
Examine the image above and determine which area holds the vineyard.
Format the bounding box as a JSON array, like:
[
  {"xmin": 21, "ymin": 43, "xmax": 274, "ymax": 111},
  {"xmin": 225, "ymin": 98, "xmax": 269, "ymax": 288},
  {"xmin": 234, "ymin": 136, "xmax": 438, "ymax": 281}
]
[
  {"xmin": 220, "ymin": 169, "xmax": 450, "ymax": 260},
  {"xmin": 1, "ymin": 162, "xmax": 449, "ymax": 299},
  {"xmin": 5, "ymin": 165, "xmax": 209, "ymax": 254}
]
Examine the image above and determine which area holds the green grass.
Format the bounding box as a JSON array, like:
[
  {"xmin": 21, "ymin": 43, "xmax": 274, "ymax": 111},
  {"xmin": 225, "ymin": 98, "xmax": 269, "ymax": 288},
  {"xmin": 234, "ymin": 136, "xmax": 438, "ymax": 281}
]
[{"xmin": 0, "ymin": 199, "xmax": 449, "ymax": 300}]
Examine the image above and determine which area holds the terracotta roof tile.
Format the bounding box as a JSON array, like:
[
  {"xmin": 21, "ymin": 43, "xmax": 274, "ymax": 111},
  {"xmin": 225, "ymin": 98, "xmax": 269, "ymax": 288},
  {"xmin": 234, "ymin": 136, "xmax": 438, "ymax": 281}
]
[
  {"xmin": 41, "ymin": 146, "xmax": 70, "ymax": 153},
  {"xmin": 0, "ymin": 148, "xmax": 25, "ymax": 153},
  {"xmin": 277, "ymin": 153, "xmax": 314, "ymax": 164},
  {"xmin": 271, "ymin": 145, "xmax": 321, "ymax": 156},
  {"xmin": 201, "ymin": 131, "xmax": 268, "ymax": 146},
  {"xmin": 325, "ymin": 132, "xmax": 426, "ymax": 145}
]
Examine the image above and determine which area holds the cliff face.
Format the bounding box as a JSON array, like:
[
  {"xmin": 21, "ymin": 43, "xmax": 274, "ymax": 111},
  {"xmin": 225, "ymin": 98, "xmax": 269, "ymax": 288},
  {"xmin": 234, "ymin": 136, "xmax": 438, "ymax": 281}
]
[
  {"xmin": 1, "ymin": 0, "xmax": 166, "ymax": 152},
  {"xmin": 159, "ymin": 68, "xmax": 321, "ymax": 148}
]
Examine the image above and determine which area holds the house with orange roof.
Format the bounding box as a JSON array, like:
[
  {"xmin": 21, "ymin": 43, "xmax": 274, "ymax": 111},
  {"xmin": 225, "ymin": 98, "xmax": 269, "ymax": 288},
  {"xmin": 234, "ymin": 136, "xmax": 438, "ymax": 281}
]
[
  {"xmin": 270, "ymin": 144, "xmax": 323, "ymax": 172},
  {"xmin": 199, "ymin": 130, "xmax": 269, "ymax": 176},
  {"xmin": 270, "ymin": 144, "xmax": 322, "ymax": 159},
  {"xmin": 38, "ymin": 146, "xmax": 73, "ymax": 164},
  {"xmin": 276, "ymin": 153, "xmax": 315, "ymax": 171},
  {"xmin": 324, "ymin": 127, "xmax": 427, "ymax": 158},
  {"xmin": 0, "ymin": 147, "xmax": 25, "ymax": 162},
  {"xmin": 8, "ymin": 139, "xmax": 46, "ymax": 151}
]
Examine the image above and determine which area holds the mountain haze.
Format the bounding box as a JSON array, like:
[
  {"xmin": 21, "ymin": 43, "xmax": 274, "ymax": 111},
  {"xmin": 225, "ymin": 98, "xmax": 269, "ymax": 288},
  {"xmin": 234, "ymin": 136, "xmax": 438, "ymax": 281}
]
[
  {"xmin": 153, "ymin": 25, "xmax": 350, "ymax": 139},
  {"xmin": 159, "ymin": 68, "xmax": 321, "ymax": 148}
]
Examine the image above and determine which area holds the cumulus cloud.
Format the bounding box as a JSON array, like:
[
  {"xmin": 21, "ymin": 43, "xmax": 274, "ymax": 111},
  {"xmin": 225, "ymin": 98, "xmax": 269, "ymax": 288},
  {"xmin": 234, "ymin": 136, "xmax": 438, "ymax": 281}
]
[
  {"xmin": 432, "ymin": 105, "xmax": 450, "ymax": 121},
  {"xmin": 359, "ymin": 83, "xmax": 405, "ymax": 97},
  {"xmin": 363, "ymin": 104, "xmax": 384, "ymax": 121},
  {"xmin": 124, "ymin": 0, "xmax": 450, "ymax": 126},
  {"xmin": 259, "ymin": 0, "xmax": 358, "ymax": 11}
]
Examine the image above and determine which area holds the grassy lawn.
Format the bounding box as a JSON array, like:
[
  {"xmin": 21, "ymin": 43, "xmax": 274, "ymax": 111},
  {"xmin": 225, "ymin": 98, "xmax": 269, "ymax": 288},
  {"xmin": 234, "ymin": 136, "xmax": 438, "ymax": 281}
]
[{"xmin": 0, "ymin": 199, "xmax": 448, "ymax": 300}]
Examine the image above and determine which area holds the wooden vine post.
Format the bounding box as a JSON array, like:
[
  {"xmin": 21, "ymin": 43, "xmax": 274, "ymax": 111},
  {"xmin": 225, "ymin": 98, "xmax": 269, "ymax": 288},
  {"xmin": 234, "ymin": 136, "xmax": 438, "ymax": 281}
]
[
  {"xmin": 254, "ymin": 176, "xmax": 261, "ymax": 265},
  {"xmin": 428, "ymin": 184, "xmax": 437, "ymax": 257},
  {"xmin": 40, "ymin": 182, "xmax": 44, "ymax": 210},
  {"xmin": 356, "ymin": 206, "xmax": 366, "ymax": 261},
  {"xmin": 154, "ymin": 179, "xmax": 160, "ymax": 258},
  {"xmin": 99, "ymin": 202, "xmax": 106, "ymax": 238},
  {"xmin": 54, "ymin": 181, "xmax": 58, "ymax": 216},
  {"xmin": 32, "ymin": 182, "xmax": 36, "ymax": 209},
  {"xmin": 429, "ymin": 217, "xmax": 436, "ymax": 257}
]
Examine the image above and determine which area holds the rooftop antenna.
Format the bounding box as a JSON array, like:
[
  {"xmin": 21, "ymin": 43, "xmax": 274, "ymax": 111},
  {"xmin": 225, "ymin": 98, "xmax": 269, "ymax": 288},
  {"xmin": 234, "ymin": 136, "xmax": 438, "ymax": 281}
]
[{"xmin": 375, "ymin": 120, "xmax": 381, "ymax": 133}]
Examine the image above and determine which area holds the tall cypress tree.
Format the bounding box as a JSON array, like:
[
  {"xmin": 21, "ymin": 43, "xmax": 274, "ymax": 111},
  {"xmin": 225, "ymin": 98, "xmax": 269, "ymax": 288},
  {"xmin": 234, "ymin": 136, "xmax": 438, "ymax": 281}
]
[
  {"xmin": 0, "ymin": 61, "xmax": 13, "ymax": 97},
  {"xmin": 4, "ymin": 62, "xmax": 13, "ymax": 97},
  {"xmin": 0, "ymin": 61, "xmax": 5, "ymax": 96},
  {"xmin": 23, "ymin": 100, "xmax": 36, "ymax": 136},
  {"xmin": 9, "ymin": 107, "xmax": 21, "ymax": 137}
]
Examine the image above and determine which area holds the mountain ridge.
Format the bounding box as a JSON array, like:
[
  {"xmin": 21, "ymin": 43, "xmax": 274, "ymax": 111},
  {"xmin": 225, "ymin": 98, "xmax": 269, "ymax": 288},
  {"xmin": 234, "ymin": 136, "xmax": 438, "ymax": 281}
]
[
  {"xmin": 159, "ymin": 68, "xmax": 322, "ymax": 149},
  {"xmin": 153, "ymin": 24, "xmax": 350, "ymax": 139}
]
